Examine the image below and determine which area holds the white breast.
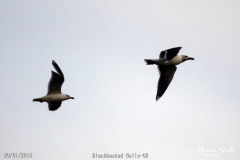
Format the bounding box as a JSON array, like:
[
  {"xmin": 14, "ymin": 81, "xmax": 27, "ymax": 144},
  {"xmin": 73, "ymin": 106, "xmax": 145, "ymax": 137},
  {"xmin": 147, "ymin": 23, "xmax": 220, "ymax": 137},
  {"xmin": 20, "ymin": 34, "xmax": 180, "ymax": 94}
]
[
  {"xmin": 41, "ymin": 94, "xmax": 66, "ymax": 102},
  {"xmin": 164, "ymin": 54, "xmax": 183, "ymax": 65}
]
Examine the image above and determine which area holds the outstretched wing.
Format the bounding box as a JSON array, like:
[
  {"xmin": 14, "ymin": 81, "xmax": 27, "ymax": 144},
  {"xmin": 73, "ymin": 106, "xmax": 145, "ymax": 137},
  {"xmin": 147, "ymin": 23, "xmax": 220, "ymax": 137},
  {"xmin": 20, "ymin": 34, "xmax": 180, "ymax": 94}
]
[
  {"xmin": 48, "ymin": 102, "xmax": 62, "ymax": 111},
  {"xmin": 156, "ymin": 65, "xmax": 177, "ymax": 100},
  {"xmin": 52, "ymin": 60, "xmax": 64, "ymax": 76},
  {"xmin": 47, "ymin": 60, "xmax": 64, "ymax": 95},
  {"xmin": 160, "ymin": 47, "xmax": 182, "ymax": 61}
]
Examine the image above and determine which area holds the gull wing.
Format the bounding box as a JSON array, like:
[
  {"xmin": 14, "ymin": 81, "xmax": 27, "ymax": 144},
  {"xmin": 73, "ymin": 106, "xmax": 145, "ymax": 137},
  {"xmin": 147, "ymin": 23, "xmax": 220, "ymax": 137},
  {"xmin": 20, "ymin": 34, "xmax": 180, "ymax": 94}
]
[
  {"xmin": 47, "ymin": 60, "xmax": 64, "ymax": 95},
  {"xmin": 48, "ymin": 102, "xmax": 62, "ymax": 111},
  {"xmin": 156, "ymin": 65, "xmax": 177, "ymax": 100},
  {"xmin": 160, "ymin": 47, "xmax": 182, "ymax": 61}
]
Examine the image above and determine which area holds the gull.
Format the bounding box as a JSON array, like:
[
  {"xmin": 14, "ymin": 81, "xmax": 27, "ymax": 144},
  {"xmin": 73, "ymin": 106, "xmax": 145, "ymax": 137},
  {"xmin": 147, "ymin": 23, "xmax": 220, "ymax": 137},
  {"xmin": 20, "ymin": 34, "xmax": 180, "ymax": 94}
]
[
  {"xmin": 33, "ymin": 60, "xmax": 74, "ymax": 111},
  {"xmin": 144, "ymin": 47, "xmax": 194, "ymax": 101}
]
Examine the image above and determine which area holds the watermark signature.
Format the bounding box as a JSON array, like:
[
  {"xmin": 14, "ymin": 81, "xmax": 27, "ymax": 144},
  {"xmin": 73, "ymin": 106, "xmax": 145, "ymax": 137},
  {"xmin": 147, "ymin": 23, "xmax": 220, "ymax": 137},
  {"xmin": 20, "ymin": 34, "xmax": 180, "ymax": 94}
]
[{"xmin": 198, "ymin": 146, "xmax": 234, "ymax": 157}]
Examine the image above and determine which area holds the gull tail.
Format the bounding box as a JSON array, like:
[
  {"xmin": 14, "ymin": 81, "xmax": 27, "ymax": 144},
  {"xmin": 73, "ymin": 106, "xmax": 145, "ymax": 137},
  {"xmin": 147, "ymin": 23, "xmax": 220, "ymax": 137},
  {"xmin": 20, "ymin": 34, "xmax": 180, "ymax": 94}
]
[
  {"xmin": 144, "ymin": 59, "xmax": 156, "ymax": 65},
  {"xmin": 33, "ymin": 98, "xmax": 43, "ymax": 102}
]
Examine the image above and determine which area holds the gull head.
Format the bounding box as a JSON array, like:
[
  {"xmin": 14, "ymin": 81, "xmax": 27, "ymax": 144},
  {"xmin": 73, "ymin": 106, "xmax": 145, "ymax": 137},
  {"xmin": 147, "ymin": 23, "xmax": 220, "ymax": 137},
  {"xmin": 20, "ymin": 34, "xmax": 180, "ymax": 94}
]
[
  {"xmin": 65, "ymin": 94, "xmax": 74, "ymax": 100},
  {"xmin": 182, "ymin": 55, "xmax": 194, "ymax": 62}
]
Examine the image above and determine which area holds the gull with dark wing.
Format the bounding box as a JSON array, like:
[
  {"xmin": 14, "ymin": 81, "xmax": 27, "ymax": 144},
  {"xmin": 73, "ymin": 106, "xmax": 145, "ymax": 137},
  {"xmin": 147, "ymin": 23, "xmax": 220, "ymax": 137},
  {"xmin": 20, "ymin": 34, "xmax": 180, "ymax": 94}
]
[
  {"xmin": 33, "ymin": 60, "xmax": 74, "ymax": 111},
  {"xmin": 144, "ymin": 47, "xmax": 194, "ymax": 101}
]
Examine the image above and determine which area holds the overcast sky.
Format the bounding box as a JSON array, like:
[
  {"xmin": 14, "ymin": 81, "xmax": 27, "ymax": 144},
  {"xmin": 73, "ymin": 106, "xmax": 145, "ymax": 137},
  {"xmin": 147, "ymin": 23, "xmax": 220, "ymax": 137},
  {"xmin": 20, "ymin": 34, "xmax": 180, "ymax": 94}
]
[{"xmin": 1, "ymin": 0, "xmax": 240, "ymax": 160}]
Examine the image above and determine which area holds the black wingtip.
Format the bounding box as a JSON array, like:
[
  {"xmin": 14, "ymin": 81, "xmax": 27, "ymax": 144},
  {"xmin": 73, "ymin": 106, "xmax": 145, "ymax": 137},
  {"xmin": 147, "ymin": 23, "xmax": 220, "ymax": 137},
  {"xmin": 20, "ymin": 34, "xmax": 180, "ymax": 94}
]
[
  {"xmin": 173, "ymin": 47, "xmax": 182, "ymax": 51},
  {"xmin": 51, "ymin": 60, "xmax": 64, "ymax": 77},
  {"xmin": 171, "ymin": 47, "xmax": 182, "ymax": 51}
]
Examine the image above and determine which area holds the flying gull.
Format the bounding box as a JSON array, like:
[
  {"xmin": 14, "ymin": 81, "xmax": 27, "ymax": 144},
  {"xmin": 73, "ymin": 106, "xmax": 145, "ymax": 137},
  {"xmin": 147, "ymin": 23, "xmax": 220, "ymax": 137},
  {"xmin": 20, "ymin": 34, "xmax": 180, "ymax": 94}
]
[
  {"xmin": 33, "ymin": 60, "xmax": 74, "ymax": 111},
  {"xmin": 144, "ymin": 47, "xmax": 194, "ymax": 100}
]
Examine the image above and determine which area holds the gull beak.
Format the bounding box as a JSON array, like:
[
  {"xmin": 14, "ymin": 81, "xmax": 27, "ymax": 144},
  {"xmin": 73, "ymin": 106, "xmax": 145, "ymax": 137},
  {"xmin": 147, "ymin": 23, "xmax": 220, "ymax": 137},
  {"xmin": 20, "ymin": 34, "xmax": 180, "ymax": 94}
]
[{"xmin": 187, "ymin": 57, "xmax": 194, "ymax": 60}]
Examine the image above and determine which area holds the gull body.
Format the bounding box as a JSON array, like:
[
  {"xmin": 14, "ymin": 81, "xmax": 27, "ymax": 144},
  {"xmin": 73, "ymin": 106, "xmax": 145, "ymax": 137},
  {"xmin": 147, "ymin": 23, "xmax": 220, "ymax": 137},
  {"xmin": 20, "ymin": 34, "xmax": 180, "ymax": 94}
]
[
  {"xmin": 34, "ymin": 94, "xmax": 73, "ymax": 102},
  {"xmin": 144, "ymin": 47, "xmax": 194, "ymax": 100},
  {"xmin": 33, "ymin": 60, "xmax": 74, "ymax": 111},
  {"xmin": 150, "ymin": 54, "xmax": 185, "ymax": 66}
]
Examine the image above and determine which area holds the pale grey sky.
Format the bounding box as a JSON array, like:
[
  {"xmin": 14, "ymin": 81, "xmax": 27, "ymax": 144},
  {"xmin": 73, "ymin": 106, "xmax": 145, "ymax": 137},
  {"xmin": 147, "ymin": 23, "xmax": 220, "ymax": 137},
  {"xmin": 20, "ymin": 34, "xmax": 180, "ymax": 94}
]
[{"xmin": 0, "ymin": 0, "xmax": 240, "ymax": 160}]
